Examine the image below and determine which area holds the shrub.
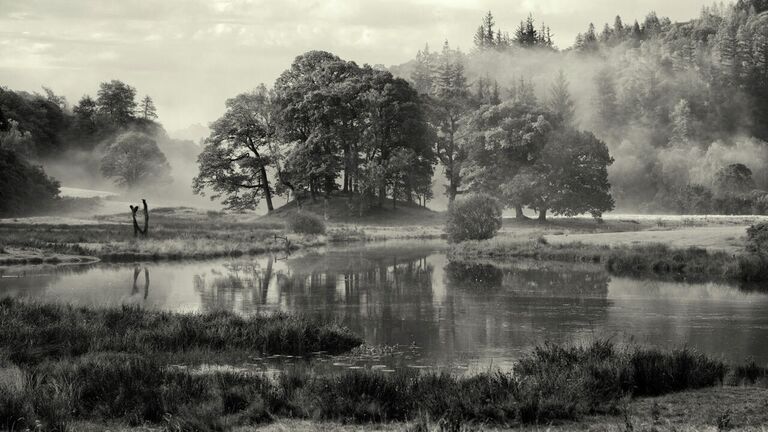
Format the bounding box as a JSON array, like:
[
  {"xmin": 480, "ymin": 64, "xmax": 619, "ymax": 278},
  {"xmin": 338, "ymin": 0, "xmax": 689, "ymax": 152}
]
[
  {"xmin": 286, "ymin": 212, "xmax": 326, "ymax": 235},
  {"xmin": 445, "ymin": 194, "xmax": 502, "ymax": 243},
  {"xmin": 746, "ymin": 222, "xmax": 768, "ymax": 256}
]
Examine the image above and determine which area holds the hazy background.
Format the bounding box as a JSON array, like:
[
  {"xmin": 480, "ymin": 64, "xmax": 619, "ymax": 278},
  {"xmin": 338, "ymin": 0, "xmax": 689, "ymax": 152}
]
[{"xmin": 0, "ymin": 0, "xmax": 712, "ymax": 136}]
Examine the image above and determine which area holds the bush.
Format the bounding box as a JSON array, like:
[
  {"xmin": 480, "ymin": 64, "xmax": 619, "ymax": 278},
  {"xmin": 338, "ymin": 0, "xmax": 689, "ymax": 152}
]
[
  {"xmin": 445, "ymin": 194, "xmax": 502, "ymax": 243},
  {"xmin": 286, "ymin": 212, "xmax": 326, "ymax": 235},
  {"xmin": 746, "ymin": 222, "xmax": 768, "ymax": 256}
]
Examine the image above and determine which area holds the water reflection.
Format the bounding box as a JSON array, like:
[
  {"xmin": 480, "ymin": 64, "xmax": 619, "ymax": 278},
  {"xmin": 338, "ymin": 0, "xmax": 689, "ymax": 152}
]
[{"xmin": 2, "ymin": 241, "xmax": 768, "ymax": 367}]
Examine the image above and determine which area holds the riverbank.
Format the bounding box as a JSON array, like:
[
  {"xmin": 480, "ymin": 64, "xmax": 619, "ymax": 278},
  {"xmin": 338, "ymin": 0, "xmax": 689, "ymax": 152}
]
[
  {"xmin": 449, "ymin": 237, "xmax": 768, "ymax": 283},
  {"xmin": 3, "ymin": 336, "xmax": 766, "ymax": 431}
]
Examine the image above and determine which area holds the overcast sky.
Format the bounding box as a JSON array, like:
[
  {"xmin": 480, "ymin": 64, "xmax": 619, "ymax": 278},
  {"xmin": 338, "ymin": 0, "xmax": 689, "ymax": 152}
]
[{"xmin": 0, "ymin": 0, "xmax": 713, "ymax": 133}]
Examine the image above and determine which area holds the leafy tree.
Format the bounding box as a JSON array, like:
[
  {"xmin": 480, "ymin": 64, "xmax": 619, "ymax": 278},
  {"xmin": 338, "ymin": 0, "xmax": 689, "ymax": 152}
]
[
  {"xmin": 138, "ymin": 96, "xmax": 158, "ymax": 120},
  {"xmin": 101, "ymin": 131, "xmax": 170, "ymax": 189},
  {"xmin": 0, "ymin": 148, "xmax": 60, "ymax": 216},
  {"xmin": 0, "ymin": 119, "xmax": 34, "ymax": 158},
  {"xmin": 713, "ymin": 163, "xmax": 755, "ymax": 195},
  {"xmin": 274, "ymin": 51, "xmax": 356, "ymax": 201},
  {"xmin": 547, "ymin": 70, "xmax": 575, "ymax": 125},
  {"xmin": 194, "ymin": 86, "xmax": 278, "ymax": 211},
  {"xmin": 462, "ymin": 101, "xmax": 552, "ymax": 218},
  {"xmin": 73, "ymin": 95, "xmax": 98, "ymax": 135},
  {"xmin": 96, "ymin": 80, "xmax": 137, "ymax": 126},
  {"xmin": 510, "ymin": 128, "xmax": 614, "ymax": 221}
]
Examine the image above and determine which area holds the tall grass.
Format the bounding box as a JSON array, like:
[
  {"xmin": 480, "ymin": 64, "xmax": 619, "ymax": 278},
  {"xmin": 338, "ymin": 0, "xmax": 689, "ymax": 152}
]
[
  {"xmin": 0, "ymin": 298, "xmax": 362, "ymax": 366},
  {"xmin": 2, "ymin": 339, "xmax": 756, "ymax": 431}
]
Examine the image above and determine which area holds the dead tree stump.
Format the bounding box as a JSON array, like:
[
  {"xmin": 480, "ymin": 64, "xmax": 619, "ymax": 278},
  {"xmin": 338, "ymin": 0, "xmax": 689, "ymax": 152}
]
[{"xmin": 129, "ymin": 199, "xmax": 150, "ymax": 238}]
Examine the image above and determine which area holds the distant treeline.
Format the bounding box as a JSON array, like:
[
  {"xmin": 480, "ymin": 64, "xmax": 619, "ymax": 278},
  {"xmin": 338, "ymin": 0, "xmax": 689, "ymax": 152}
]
[
  {"xmin": 0, "ymin": 82, "xmax": 188, "ymax": 216},
  {"xmin": 392, "ymin": 0, "xmax": 768, "ymax": 215}
]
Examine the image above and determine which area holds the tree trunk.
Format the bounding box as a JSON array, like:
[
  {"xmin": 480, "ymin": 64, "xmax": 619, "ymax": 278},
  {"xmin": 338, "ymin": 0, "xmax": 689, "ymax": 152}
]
[
  {"xmin": 538, "ymin": 208, "xmax": 547, "ymax": 222},
  {"xmin": 393, "ymin": 184, "xmax": 397, "ymax": 209},
  {"xmin": 515, "ymin": 205, "xmax": 526, "ymax": 220},
  {"xmin": 141, "ymin": 199, "xmax": 149, "ymax": 236},
  {"xmin": 260, "ymin": 166, "xmax": 274, "ymax": 212}
]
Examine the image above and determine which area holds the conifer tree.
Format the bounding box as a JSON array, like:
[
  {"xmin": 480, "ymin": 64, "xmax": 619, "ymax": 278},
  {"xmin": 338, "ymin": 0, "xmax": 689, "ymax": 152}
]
[{"xmin": 548, "ymin": 71, "xmax": 575, "ymax": 125}]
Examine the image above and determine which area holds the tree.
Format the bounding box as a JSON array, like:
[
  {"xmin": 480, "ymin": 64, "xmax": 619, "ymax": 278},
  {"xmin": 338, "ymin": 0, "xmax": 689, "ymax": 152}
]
[
  {"xmin": 0, "ymin": 119, "xmax": 34, "ymax": 158},
  {"xmin": 96, "ymin": 80, "xmax": 137, "ymax": 126},
  {"xmin": 462, "ymin": 101, "xmax": 552, "ymax": 218},
  {"xmin": 0, "ymin": 147, "xmax": 60, "ymax": 216},
  {"xmin": 429, "ymin": 42, "xmax": 471, "ymax": 204},
  {"xmin": 101, "ymin": 131, "xmax": 170, "ymax": 189},
  {"xmin": 138, "ymin": 95, "xmax": 158, "ymax": 120},
  {"xmin": 513, "ymin": 128, "xmax": 614, "ymax": 221},
  {"xmin": 274, "ymin": 51, "xmax": 357, "ymax": 201},
  {"xmin": 713, "ymin": 163, "xmax": 755, "ymax": 195},
  {"xmin": 670, "ymin": 99, "xmax": 693, "ymax": 144},
  {"xmin": 72, "ymin": 95, "xmax": 97, "ymax": 134},
  {"xmin": 194, "ymin": 86, "xmax": 279, "ymax": 211},
  {"xmin": 547, "ymin": 70, "xmax": 575, "ymax": 125}
]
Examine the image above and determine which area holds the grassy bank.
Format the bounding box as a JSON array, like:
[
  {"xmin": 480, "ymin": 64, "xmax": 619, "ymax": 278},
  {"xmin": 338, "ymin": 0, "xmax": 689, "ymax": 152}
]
[
  {"xmin": 3, "ymin": 338, "xmax": 766, "ymax": 431},
  {"xmin": 449, "ymin": 238, "xmax": 768, "ymax": 283},
  {"xmin": 0, "ymin": 298, "xmax": 362, "ymax": 366}
]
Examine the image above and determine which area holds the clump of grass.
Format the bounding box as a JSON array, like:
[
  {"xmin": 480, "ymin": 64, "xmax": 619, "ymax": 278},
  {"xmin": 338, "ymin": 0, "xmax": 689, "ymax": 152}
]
[
  {"xmin": 0, "ymin": 298, "xmax": 362, "ymax": 366},
  {"xmin": 285, "ymin": 212, "xmax": 326, "ymax": 235},
  {"xmin": 0, "ymin": 339, "xmax": 748, "ymax": 430}
]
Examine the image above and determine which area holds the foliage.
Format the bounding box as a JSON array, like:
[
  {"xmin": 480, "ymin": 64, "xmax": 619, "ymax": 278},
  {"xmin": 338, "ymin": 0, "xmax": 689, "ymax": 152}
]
[
  {"xmin": 194, "ymin": 85, "xmax": 279, "ymax": 211},
  {"xmin": 286, "ymin": 212, "xmax": 326, "ymax": 235},
  {"xmin": 517, "ymin": 128, "xmax": 615, "ymax": 220},
  {"xmin": 0, "ymin": 148, "xmax": 60, "ymax": 217},
  {"xmin": 445, "ymin": 193, "xmax": 502, "ymax": 243},
  {"xmin": 273, "ymin": 51, "xmax": 435, "ymax": 209},
  {"xmin": 714, "ymin": 163, "xmax": 755, "ymax": 196},
  {"xmin": 746, "ymin": 222, "xmax": 768, "ymax": 256},
  {"xmin": 462, "ymin": 100, "xmax": 552, "ymax": 217},
  {"xmin": 100, "ymin": 131, "xmax": 171, "ymax": 188},
  {"xmin": 96, "ymin": 80, "xmax": 138, "ymax": 127}
]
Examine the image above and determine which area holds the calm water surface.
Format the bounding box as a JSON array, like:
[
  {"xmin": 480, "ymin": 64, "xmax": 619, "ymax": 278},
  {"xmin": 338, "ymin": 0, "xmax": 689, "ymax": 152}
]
[{"xmin": 2, "ymin": 240, "xmax": 768, "ymax": 370}]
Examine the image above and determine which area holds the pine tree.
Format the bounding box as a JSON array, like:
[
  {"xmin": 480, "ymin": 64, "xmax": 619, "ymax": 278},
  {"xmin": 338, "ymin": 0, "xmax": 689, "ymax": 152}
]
[
  {"xmin": 670, "ymin": 99, "xmax": 693, "ymax": 144},
  {"xmin": 614, "ymin": 15, "xmax": 625, "ymax": 36},
  {"xmin": 139, "ymin": 95, "xmax": 157, "ymax": 120},
  {"xmin": 474, "ymin": 25, "xmax": 486, "ymax": 49},
  {"xmin": 548, "ymin": 70, "xmax": 575, "ymax": 124},
  {"xmin": 516, "ymin": 77, "xmax": 537, "ymax": 105},
  {"xmin": 412, "ymin": 45, "xmax": 433, "ymax": 94}
]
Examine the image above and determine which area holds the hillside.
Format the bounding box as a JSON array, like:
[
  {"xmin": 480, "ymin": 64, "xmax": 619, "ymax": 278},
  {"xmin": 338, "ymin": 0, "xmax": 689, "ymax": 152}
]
[{"xmin": 266, "ymin": 192, "xmax": 444, "ymax": 226}]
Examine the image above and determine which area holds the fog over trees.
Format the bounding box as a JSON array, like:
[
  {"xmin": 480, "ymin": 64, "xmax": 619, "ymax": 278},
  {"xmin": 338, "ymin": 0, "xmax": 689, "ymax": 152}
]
[{"xmin": 3, "ymin": 0, "xmax": 768, "ymax": 217}]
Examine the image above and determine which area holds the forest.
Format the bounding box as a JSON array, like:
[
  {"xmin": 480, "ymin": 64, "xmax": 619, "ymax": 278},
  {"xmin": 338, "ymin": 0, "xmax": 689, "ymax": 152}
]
[{"xmin": 3, "ymin": 0, "xmax": 768, "ymax": 218}]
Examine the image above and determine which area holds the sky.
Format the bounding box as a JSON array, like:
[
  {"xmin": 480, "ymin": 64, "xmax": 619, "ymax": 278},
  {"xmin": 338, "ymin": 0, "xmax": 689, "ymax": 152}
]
[{"xmin": 0, "ymin": 0, "xmax": 714, "ymax": 134}]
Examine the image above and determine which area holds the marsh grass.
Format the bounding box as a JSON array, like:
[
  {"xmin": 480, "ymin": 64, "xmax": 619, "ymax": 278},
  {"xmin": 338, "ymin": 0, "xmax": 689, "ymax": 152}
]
[
  {"xmin": 0, "ymin": 219, "xmax": 315, "ymax": 263},
  {"xmin": 0, "ymin": 298, "xmax": 362, "ymax": 366},
  {"xmin": 3, "ymin": 338, "xmax": 760, "ymax": 431},
  {"xmin": 449, "ymin": 239, "xmax": 768, "ymax": 283}
]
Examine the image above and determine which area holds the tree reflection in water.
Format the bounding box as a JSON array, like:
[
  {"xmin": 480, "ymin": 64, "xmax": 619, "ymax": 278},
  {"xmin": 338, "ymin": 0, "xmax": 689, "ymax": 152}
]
[
  {"xmin": 131, "ymin": 266, "xmax": 150, "ymax": 300},
  {"xmin": 190, "ymin": 248, "xmax": 613, "ymax": 367}
]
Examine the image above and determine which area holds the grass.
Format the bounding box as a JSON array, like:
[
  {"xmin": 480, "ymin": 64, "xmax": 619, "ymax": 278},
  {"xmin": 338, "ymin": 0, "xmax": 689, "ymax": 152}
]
[
  {"xmin": 0, "ymin": 298, "xmax": 362, "ymax": 366},
  {"xmin": 449, "ymin": 238, "xmax": 768, "ymax": 283},
  {"xmin": 2, "ymin": 337, "xmax": 765, "ymax": 431}
]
